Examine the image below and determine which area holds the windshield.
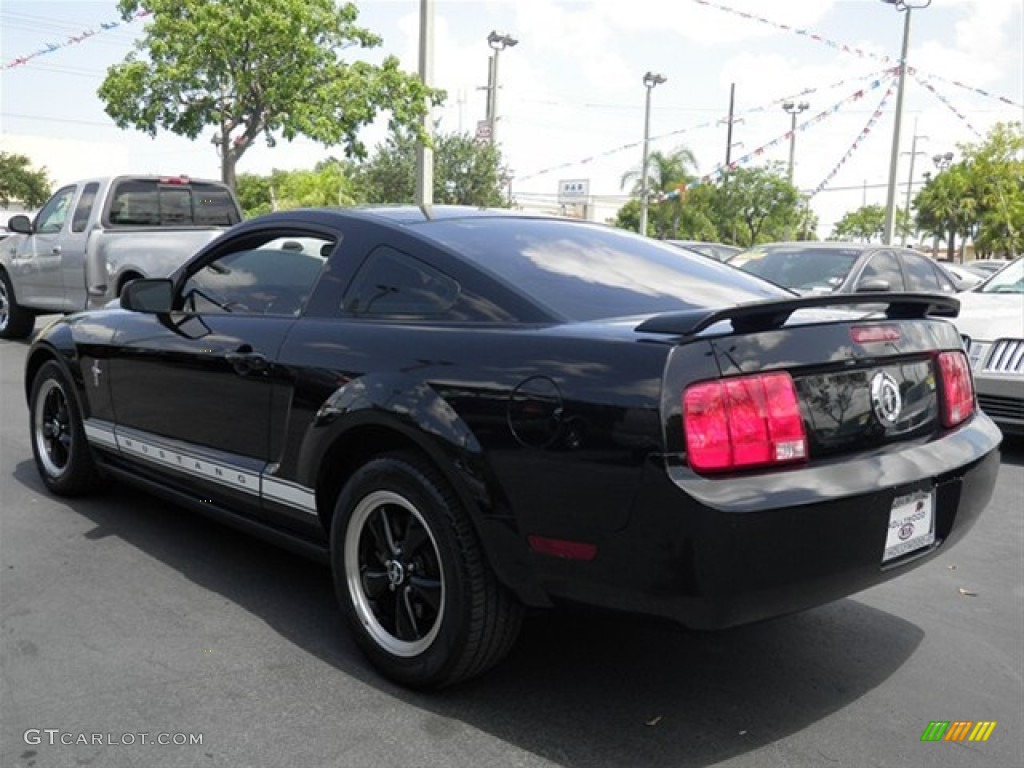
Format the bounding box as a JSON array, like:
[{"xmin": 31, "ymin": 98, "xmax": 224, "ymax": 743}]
[
  {"xmin": 731, "ymin": 246, "xmax": 861, "ymax": 292},
  {"xmin": 977, "ymin": 258, "xmax": 1023, "ymax": 294}
]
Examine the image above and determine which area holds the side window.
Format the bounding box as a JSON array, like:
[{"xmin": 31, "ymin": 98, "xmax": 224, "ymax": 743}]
[
  {"xmin": 901, "ymin": 252, "xmax": 941, "ymax": 292},
  {"xmin": 35, "ymin": 186, "xmax": 76, "ymax": 234},
  {"xmin": 344, "ymin": 246, "xmax": 460, "ymax": 317},
  {"xmin": 71, "ymin": 183, "xmax": 100, "ymax": 233},
  {"xmin": 858, "ymin": 251, "xmax": 905, "ymax": 291},
  {"xmin": 181, "ymin": 234, "xmax": 334, "ymax": 316}
]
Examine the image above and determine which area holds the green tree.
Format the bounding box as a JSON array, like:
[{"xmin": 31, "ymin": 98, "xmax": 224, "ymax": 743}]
[
  {"xmin": 714, "ymin": 166, "xmax": 801, "ymax": 246},
  {"xmin": 237, "ymin": 161, "xmax": 356, "ymax": 216},
  {"xmin": 915, "ymin": 165, "xmax": 975, "ymax": 260},
  {"xmin": 619, "ymin": 147, "xmax": 699, "ymax": 238},
  {"xmin": 831, "ymin": 204, "xmax": 886, "ymax": 242},
  {"xmin": 354, "ymin": 130, "xmax": 507, "ymax": 206},
  {"xmin": 98, "ymin": 0, "xmax": 440, "ymax": 189},
  {"xmin": 955, "ymin": 122, "xmax": 1023, "ymax": 257},
  {"xmin": 0, "ymin": 152, "xmax": 51, "ymax": 208}
]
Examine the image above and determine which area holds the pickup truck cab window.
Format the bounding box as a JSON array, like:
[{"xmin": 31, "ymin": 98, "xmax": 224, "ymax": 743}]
[
  {"xmin": 109, "ymin": 179, "xmax": 242, "ymax": 227},
  {"xmin": 35, "ymin": 186, "xmax": 76, "ymax": 234},
  {"xmin": 71, "ymin": 183, "xmax": 100, "ymax": 233}
]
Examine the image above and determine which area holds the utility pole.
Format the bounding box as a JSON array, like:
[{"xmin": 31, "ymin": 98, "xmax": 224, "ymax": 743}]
[
  {"xmin": 881, "ymin": 0, "xmax": 932, "ymax": 245},
  {"xmin": 724, "ymin": 83, "xmax": 736, "ymax": 169},
  {"xmin": 900, "ymin": 117, "xmax": 927, "ymax": 246},
  {"xmin": 414, "ymin": 0, "xmax": 434, "ymax": 207}
]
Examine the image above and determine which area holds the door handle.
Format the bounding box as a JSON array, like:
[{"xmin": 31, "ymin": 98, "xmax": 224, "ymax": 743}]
[
  {"xmin": 51, "ymin": 245, "xmax": 62, "ymax": 255},
  {"xmin": 224, "ymin": 349, "xmax": 268, "ymax": 374}
]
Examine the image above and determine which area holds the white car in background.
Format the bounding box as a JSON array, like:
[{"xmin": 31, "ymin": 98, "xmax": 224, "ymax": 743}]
[
  {"xmin": 953, "ymin": 257, "xmax": 1024, "ymax": 436},
  {"xmin": 937, "ymin": 262, "xmax": 984, "ymax": 291}
]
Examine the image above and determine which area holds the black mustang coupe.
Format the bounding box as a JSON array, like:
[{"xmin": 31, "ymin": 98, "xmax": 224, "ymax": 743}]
[{"xmin": 24, "ymin": 207, "xmax": 1001, "ymax": 688}]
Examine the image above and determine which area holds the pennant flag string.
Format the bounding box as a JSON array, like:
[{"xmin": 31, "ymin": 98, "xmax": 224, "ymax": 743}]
[
  {"xmin": 810, "ymin": 81, "xmax": 896, "ymax": 198},
  {"xmin": 658, "ymin": 73, "xmax": 896, "ymax": 200},
  {"xmin": 690, "ymin": 0, "xmax": 1023, "ymax": 112},
  {"xmin": 908, "ymin": 68, "xmax": 1023, "ymax": 110},
  {"xmin": 516, "ymin": 67, "xmax": 894, "ymax": 182},
  {"xmin": 913, "ymin": 73, "xmax": 984, "ymax": 139},
  {"xmin": 1, "ymin": 9, "xmax": 151, "ymax": 71}
]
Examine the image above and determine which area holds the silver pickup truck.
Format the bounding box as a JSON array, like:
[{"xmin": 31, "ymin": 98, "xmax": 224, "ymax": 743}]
[{"xmin": 0, "ymin": 175, "xmax": 242, "ymax": 339}]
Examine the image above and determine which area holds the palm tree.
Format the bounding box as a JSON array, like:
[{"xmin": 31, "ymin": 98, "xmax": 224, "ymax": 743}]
[
  {"xmin": 620, "ymin": 147, "xmax": 698, "ymax": 196},
  {"xmin": 620, "ymin": 147, "xmax": 699, "ymax": 238}
]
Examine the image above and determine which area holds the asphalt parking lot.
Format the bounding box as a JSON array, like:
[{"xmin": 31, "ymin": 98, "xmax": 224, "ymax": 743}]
[{"xmin": 1, "ymin": 335, "xmax": 1022, "ymax": 768}]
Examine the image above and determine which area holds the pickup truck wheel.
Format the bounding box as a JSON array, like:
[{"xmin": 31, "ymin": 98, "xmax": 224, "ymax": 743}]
[
  {"xmin": 29, "ymin": 361, "xmax": 104, "ymax": 496},
  {"xmin": 330, "ymin": 452, "xmax": 523, "ymax": 689},
  {"xmin": 0, "ymin": 270, "xmax": 35, "ymax": 340}
]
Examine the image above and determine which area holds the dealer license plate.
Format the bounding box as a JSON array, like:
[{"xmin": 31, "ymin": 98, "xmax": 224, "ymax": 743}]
[{"xmin": 883, "ymin": 490, "xmax": 935, "ymax": 563}]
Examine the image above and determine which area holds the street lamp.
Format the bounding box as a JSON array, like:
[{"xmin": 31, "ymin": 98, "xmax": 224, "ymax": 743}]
[
  {"xmin": 881, "ymin": 0, "xmax": 932, "ymax": 245},
  {"xmin": 639, "ymin": 71, "xmax": 667, "ymax": 236},
  {"xmin": 782, "ymin": 101, "xmax": 809, "ymax": 185},
  {"xmin": 486, "ymin": 31, "xmax": 518, "ymax": 146}
]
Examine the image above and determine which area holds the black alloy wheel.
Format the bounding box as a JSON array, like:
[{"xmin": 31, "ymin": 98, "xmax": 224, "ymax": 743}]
[
  {"xmin": 29, "ymin": 361, "xmax": 103, "ymax": 495},
  {"xmin": 331, "ymin": 452, "xmax": 522, "ymax": 688}
]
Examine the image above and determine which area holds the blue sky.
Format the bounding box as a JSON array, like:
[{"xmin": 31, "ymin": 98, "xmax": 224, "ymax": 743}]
[{"xmin": 2, "ymin": 0, "xmax": 1022, "ymax": 234}]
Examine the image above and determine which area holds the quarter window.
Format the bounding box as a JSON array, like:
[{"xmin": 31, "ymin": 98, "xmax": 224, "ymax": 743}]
[
  {"xmin": 345, "ymin": 247, "xmax": 460, "ymax": 316},
  {"xmin": 901, "ymin": 252, "xmax": 942, "ymax": 292},
  {"xmin": 858, "ymin": 251, "xmax": 905, "ymax": 291}
]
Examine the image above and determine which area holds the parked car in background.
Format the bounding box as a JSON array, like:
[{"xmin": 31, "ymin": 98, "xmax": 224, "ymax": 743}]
[
  {"xmin": 24, "ymin": 207, "xmax": 1000, "ymax": 688},
  {"xmin": 936, "ymin": 261, "xmax": 984, "ymax": 292},
  {"xmin": 951, "ymin": 257, "xmax": 1024, "ymax": 435},
  {"xmin": 0, "ymin": 175, "xmax": 243, "ymax": 339},
  {"xmin": 667, "ymin": 239, "xmax": 742, "ymax": 262},
  {"xmin": 964, "ymin": 258, "xmax": 1013, "ymax": 279},
  {"xmin": 730, "ymin": 242, "xmax": 957, "ymax": 296}
]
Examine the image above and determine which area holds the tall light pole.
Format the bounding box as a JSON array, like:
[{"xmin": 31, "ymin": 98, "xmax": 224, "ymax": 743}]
[
  {"xmin": 881, "ymin": 0, "xmax": 932, "ymax": 245},
  {"xmin": 900, "ymin": 118, "xmax": 927, "ymax": 246},
  {"xmin": 639, "ymin": 71, "xmax": 667, "ymax": 236},
  {"xmin": 782, "ymin": 101, "xmax": 809, "ymax": 185},
  {"xmin": 414, "ymin": 0, "xmax": 434, "ymax": 207},
  {"xmin": 486, "ymin": 31, "xmax": 517, "ymax": 147}
]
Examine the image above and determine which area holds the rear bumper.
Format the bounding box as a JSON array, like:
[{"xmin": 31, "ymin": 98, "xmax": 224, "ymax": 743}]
[{"xmin": 529, "ymin": 413, "xmax": 1002, "ymax": 629}]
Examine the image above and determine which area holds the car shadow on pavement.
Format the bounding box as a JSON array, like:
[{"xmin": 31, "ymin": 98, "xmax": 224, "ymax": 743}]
[{"xmin": 11, "ymin": 459, "xmax": 924, "ymax": 768}]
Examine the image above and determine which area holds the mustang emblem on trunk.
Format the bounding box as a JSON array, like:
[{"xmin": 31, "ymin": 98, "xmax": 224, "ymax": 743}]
[{"xmin": 870, "ymin": 371, "xmax": 902, "ymax": 426}]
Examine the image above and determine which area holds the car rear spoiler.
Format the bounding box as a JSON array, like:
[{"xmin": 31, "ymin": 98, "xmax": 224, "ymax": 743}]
[{"xmin": 635, "ymin": 293, "xmax": 960, "ymax": 337}]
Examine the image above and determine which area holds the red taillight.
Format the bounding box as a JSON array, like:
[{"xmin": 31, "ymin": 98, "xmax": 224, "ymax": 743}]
[
  {"xmin": 158, "ymin": 175, "xmax": 190, "ymax": 185},
  {"xmin": 937, "ymin": 350, "xmax": 974, "ymax": 428},
  {"xmin": 683, "ymin": 372, "xmax": 808, "ymax": 473}
]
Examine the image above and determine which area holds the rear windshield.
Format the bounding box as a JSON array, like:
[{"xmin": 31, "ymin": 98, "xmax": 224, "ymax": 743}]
[
  {"xmin": 108, "ymin": 179, "xmax": 240, "ymax": 227},
  {"xmin": 732, "ymin": 246, "xmax": 861, "ymax": 291},
  {"xmin": 419, "ymin": 218, "xmax": 790, "ymax": 321}
]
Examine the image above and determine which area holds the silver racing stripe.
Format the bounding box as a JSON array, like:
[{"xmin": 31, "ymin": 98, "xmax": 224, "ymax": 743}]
[{"xmin": 82, "ymin": 419, "xmax": 316, "ymax": 515}]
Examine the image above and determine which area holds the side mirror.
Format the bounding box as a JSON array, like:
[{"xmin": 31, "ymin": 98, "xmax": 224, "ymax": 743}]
[
  {"xmin": 120, "ymin": 278, "xmax": 173, "ymax": 313},
  {"xmin": 856, "ymin": 278, "xmax": 891, "ymax": 293},
  {"xmin": 7, "ymin": 215, "xmax": 32, "ymax": 234}
]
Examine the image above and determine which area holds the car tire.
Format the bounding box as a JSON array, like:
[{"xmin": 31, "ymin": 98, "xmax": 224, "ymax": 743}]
[
  {"xmin": 29, "ymin": 361, "xmax": 104, "ymax": 496},
  {"xmin": 0, "ymin": 270, "xmax": 35, "ymax": 340},
  {"xmin": 331, "ymin": 452, "xmax": 523, "ymax": 688}
]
